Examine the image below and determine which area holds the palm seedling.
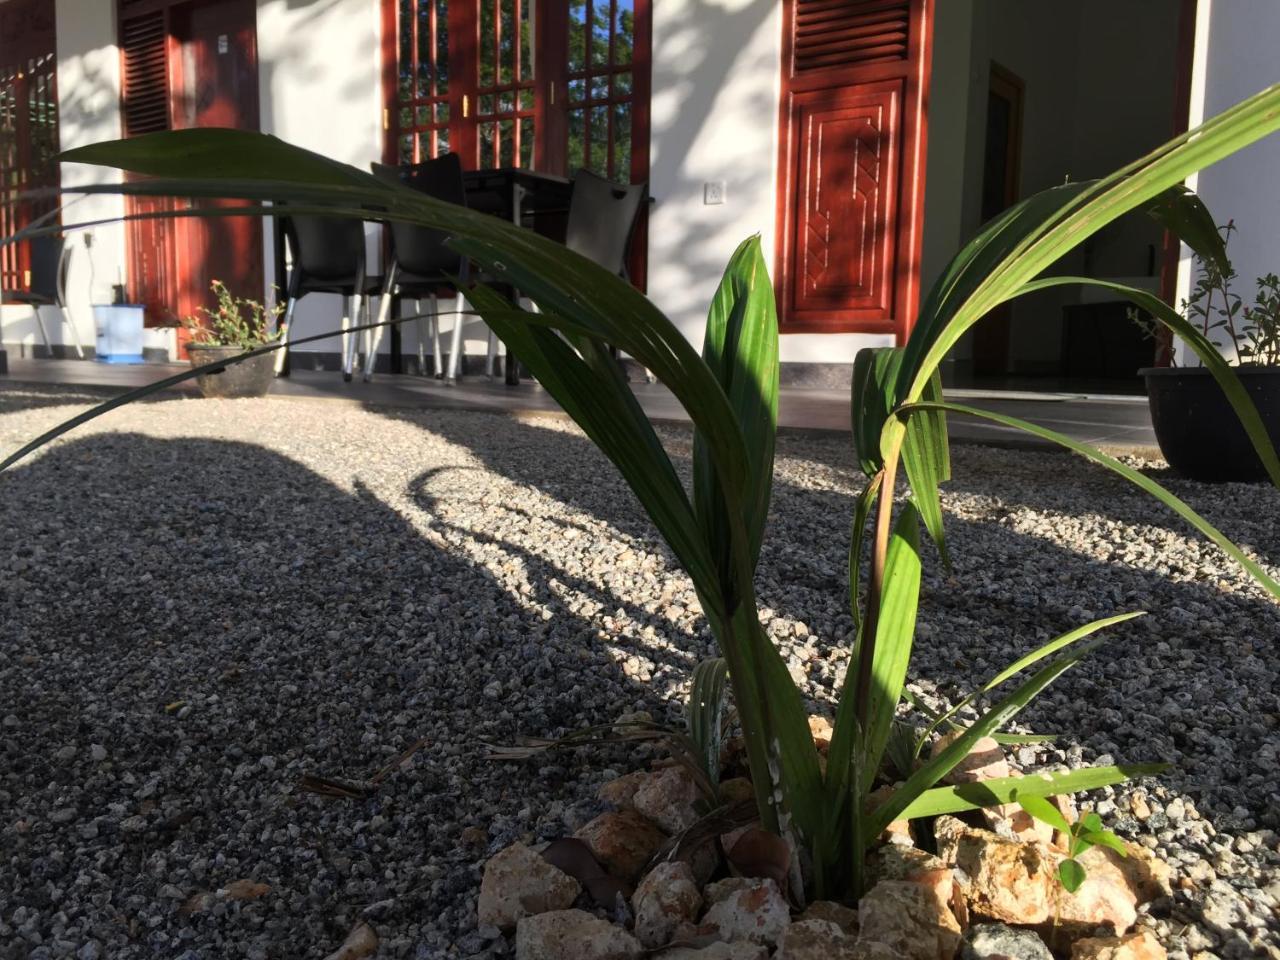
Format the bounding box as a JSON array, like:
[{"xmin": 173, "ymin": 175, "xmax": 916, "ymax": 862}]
[{"xmin": 4, "ymin": 83, "xmax": 1280, "ymax": 904}]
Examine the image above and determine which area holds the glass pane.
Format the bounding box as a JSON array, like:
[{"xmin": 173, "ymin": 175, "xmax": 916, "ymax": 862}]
[
  {"xmin": 568, "ymin": 0, "xmax": 587, "ymax": 73},
  {"xmin": 436, "ymin": 0, "xmax": 450, "ymax": 94},
  {"xmin": 568, "ymin": 107, "xmax": 586, "ymax": 172},
  {"xmin": 613, "ymin": 71, "xmax": 632, "ymax": 97},
  {"xmin": 418, "ymin": 130, "xmax": 435, "ymax": 160},
  {"xmin": 499, "ymin": 118, "xmax": 515, "ymax": 167},
  {"xmin": 568, "ymin": 77, "xmax": 586, "ymax": 104},
  {"xmin": 499, "ymin": 0, "xmax": 515, "ymax": 85},
  {"xmin": 436, "ymin": 101, "xmax": 450, "ymax": 123},
  {"xmin": 437, "ymin": 127, "xmax": 450, "ymax": 154},
  {"xmin": 479, "ymin": 121, "xmax": 496, "ymax": 168},
  {"xmin": 399, "ymin": 0, "xmax": 414, "ymax": 101},
  {"xmin": 480, "ymin": 0, "xmax": 495, "ymax": 87},
  {"xmin": 615, "ymin": 0, "xmax": 634, "ymax": 65},
  {"xmin": 589, "ymin": 104, "xmax": 609, "ymax": 177},
  {"xmin": 519, "ymin": 88, "xmax": 534, "ymax": 112},
  {"xmin": 612, "ymin": 101, "xmax": 631, "ymax": 181},
  {"xmin": 591, "ymin": 0, "xmax": 611, "ymax": 67},
  {"xmin": 520, "ymin": 116, "xmax": 534, "ymax": 168},
  {"xmin": 589, "ymin": 75, "xmax": 608, "ymax": 101},
  {"xmin": 417, "ymin": 3, "xmax": 433, "ymax": 99},
  {"xmin": 480, "ymin": 93, "xmax": 495, "ymax": 115},
  {"xmin": 520, "ymin": 0, "xmax": 535, "ymax": 81},
  {"xmin": 399, "ymin": 133, "xmax": 414, "ymax": 164},
  {"xmin": 400, "ymin": 106, "xmax": 413, "ymax": 128},
  {"xmin": 498, "ymin": 90, "xmax": 514, "ymax": 113},
  {"xmin": 415, "ymin": 104, "xmax": 432, "ymax": 127}
]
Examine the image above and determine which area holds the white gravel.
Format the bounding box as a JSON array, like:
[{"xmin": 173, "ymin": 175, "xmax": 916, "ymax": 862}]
[{"xmin": 0, "ymin": 384, "xmax": 1276, "ymax": 958}]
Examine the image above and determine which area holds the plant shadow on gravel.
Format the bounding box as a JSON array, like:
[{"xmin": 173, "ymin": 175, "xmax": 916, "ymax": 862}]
[
  {"xmin": 388, "ymin": 408, "xmax": 1280, "ymax": 832},
  {"xmin": 0, "ymin": 430, "xmax": 696, "ymax": 958}
]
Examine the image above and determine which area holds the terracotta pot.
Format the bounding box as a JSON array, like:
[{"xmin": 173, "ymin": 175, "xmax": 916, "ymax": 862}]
[
  {"xmin": 188, "ymin": 344, "xmax": 276, "ymax": 399},
  {"xmin": 1140, "ymin": 364, "xmax": 1280, "ymax": 482}
]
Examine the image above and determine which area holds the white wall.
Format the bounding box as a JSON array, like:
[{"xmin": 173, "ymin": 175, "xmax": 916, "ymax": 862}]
[
  {"xmin": 647, "ymin": 0, "xmax": 894, "ymax": 366},
  {"xmin": 1177, "ymin": 0, "xmax": 1280, "ymax": 363},
  {"xmin": 256, "ymin": 0, "xmax": 387, "ymax": 365},
  {"xmin": 2, "ymin": 0, "xmax": 125, "ymax": 357}
]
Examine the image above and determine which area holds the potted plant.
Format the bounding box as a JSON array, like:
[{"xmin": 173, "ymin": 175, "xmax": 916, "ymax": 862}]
[
  {"xmin": 183, "ymin": 280, "xmax": 283, "ymax": 399},
  {"xmin": 1139, "ymin": 224, "xmax": 1280, "ymax": 481}
]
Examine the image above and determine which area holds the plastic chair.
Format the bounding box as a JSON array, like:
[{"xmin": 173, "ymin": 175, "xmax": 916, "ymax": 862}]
[
  {"xmin": 367, "ymin": 154, "xmax": 477, "ymax": 382},
  {"xmin": 1, "ymin": 235, "xmax": 84, "ymax": 359},
  {"xmin": 275, "ymin": 213, "xmax": 380, "ymax": 379},
  {"xmin": 564, "ymin": 170, "xmax": 648, "ymax": 281}
]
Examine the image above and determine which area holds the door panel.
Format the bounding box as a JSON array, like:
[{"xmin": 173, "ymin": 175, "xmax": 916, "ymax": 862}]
[
  {"xmin": 171, "ymin": 0, "xmax": 262, "ymax": 326},
  {"xmin": 791, "ymin": 82, "xmax": 900, "ymax": 323},
  {"xmin": 775, "ymin": 0, "xmax": 933, "ymax": 337}
]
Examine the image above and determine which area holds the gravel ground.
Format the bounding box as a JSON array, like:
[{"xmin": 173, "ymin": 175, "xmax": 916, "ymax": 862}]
[{"xmin": 0, "ymin": 384, "xmax": 1276, "ymax": 959}]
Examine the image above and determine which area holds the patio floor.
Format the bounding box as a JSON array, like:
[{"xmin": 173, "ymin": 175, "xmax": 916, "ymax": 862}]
[{"xmin": 0, "ymin": 356, "xmax": 1160, "ymax": 452}]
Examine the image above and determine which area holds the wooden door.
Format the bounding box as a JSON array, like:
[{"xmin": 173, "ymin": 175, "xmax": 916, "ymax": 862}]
[
  {"xmin": 171, "ymin": 0, "xmax": 262, "ymax": 325},
  {"xmin": 775, "ymin": 0, "xmax": 933, "ymax": 337}
]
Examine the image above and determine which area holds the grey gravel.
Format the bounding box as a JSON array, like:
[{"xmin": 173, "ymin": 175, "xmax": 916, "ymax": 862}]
[{"xmin": 0, "ymin": 384, "xmax": 1277, "ymax": 957}]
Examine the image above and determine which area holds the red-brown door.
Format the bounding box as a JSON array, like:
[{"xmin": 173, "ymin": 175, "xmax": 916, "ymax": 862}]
[
  {"xmin": 170, "ymin": 0, "xmax": 262, "ymax": 327},
  {"xmin": 775, "ymin": 0, "xmax": 933, "ymax": 338}
]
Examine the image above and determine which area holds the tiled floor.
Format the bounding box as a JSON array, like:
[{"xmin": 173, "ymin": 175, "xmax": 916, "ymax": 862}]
[{"xmin": 0, "ymin": 356, "xmax": 1160, "ymax": 452}]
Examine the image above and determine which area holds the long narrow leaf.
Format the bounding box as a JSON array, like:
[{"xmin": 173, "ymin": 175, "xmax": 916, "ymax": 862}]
[
  {"xmin": 900, "ymin": 370, "xmax": 951, "ymax": 566},
  {"xmin": 896, "ymin": 762, "xmax": 1168, "ymax": 821},
  {"xmin": 901, "ymin": 401, "xmax": 1280, "ymax": 600},
  {"xmin": 917, "ymin": 611, "xmax": 1145, "ymax": 751},
  {"xmin": 863, "ymin": 505, "xmax": 922, "ymax": 781},
  {"xmin": 867, "ymin": 639, "xmax": 1102, "ymax": 836},
  {"xmin": 1019, "ymin": 275, "xmax": 1280, "ymax": 489},
  {"xmin": 688, "ymin": 657, "xmax": 729, "ymax": 791},
  {"xmin": 848, "ymin": 473, "xmax": 883, "ymax": 631}
]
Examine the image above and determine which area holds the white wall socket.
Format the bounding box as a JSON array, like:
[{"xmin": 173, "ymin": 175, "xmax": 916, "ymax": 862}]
[{"xmin": 703, "ymin": 180, "xmax": 726, "ymax": 205}]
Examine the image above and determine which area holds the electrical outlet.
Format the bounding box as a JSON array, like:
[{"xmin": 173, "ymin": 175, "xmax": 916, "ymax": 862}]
[{"xmin": 703, "ymin": 181, "xmax": 726, "ymax": 205}]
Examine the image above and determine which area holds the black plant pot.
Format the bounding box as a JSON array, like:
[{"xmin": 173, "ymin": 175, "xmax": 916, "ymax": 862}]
[
  {"xmin": 188, "ymin": 344, "xmax": 276, "ymax": 399},
  {"xmin": 1140, "ymin": 365, "xmax": 1280, "ymax": 482}
]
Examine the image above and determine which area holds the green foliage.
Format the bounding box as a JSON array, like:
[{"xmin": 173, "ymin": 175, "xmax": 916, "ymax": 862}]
[
  {"xmin": 1016, "ymin": 795, "xmax": 1127, "ymax": 894},
  {"xmin": 184, "ymin": 280, "xmax": 283, "ymax": 349},
  {"xmin": 12, "ymin": 81, "xmax": 1280, "ymax": 908}
]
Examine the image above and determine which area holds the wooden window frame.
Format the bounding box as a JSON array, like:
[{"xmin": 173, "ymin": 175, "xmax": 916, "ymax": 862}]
[{"xmin": 0, "ymin": 0, "xmax": 60, "ymax": 295}]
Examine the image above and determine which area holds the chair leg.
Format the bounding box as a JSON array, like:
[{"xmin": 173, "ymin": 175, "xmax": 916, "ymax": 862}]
[
  {"xmin": 413, "ymin": 297, "xmax": 428, "ymax": 377},
  {"xmin": 274, "ymin": 297, "xmax": 297, "ymax": 376},
  {"xmin": 63, "ymin": 307, "xmax": 85, "ymax": 359},
  {"xmin": 486, "ymin": 328, "xmax": 498, "ymax": 379},
  {"xmin": 32, "ymin": 307, "xmax": 53, "ymax": 358},
  {"xmin": 362, "ymin": 289, "xmax": 388, "ymax": 382},
  {"xmin": 340, "ymin": 297, "xmax": 355, "ymax": 381},
  {"xmin": 447, "ymin": 292, "xmax": 467, "ymax": 382},
  {"xmin": 430, "ymin": 293, "xmax": 443, "ymax": 377}
]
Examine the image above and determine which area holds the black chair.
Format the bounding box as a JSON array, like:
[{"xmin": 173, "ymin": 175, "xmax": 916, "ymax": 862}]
[
  {"xmin": 276, "ymin": 213, "xmax": 380, "ymax": 380},
  {"xmin": 368, "ymin": 154, "xmax": 476, "ymax": 382},
  {"xmin": 564, "ymin": 169, "xmax": 648, "ymax": 282},
  {"xmin": 1, "ymin": 235, "xmax": 83, "ymax": 359},
  {"xmin": 560, "ymin": 170, "xmax": 648, "ymax": 377}
]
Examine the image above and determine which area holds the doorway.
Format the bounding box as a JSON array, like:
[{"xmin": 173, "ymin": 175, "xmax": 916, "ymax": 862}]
[
  {"xmin": 119, "ymin": 0, "xmax": 261, "ymax": 333},
  {"xmin": 971, "ymin": 63, "xmax": 1022, "ymax": 377}
]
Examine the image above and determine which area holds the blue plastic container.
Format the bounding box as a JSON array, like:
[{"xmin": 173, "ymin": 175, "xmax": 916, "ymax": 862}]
[{"xmin": 93, "ymin": 304, "xmax": 146, "ymax": 364}]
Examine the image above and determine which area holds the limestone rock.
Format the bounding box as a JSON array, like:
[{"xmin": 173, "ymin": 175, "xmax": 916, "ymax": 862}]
[
  {"xmin": 954, "ymin": 828, "xmax": 1054, "ymax": 925},
  {"xmin": 808, "ymin": 715, "xmax": 834, "ymax": 749},
  {"xmin": 1086, "ymin": 843, "xmax": 1173, "ymax": 901},
  {"xmin": 932, "ymin": 731, "xmax": 1010, "ymax": 784},
  {"xmin": 632, "ymin": 861, "xmax": 702, "ymax": 948},
  {"xmin": 933, "ymin": 815, "xmax": 970, "ymax": 865},
  {"xmin": 702, "ymin": 878, "xmax": 790, "ymax": 947},
  {"xmin": 1051, "ymin": 848, "xmax": 1137, "ymax": 934},
  {"xmin": 575, "ymin": 810, "xmax": 667, "ymax": 884},
  {"xmin": 515, "ymin": 909, "xmax": 642, "ymax": 960},
  {"xmin": 1070, "ymin": 929, "xmax": 1167, "ymax": 960},
  {"xmin": 959, "ymin": 923, "xmax": 1053, "ymax": 960},
  {"xmin": 478, "ymin": 843, "xmax": 582, "ymax": 930},
  {"xmin": 599, "ymin": 772, "xmax": 652, "ymax": 811},
  {"xmin": 856, "ymin": 880, "xmax": 962, "ymax": 960},
  {"xmin": 703, "ymin": 877, "xmax": 754, "ymax": 905},
  {"xmin": 776, "ymin": 919, "xmax": 856, "ymax": 960},
  {"xmin": 799, "ymin": 900, "xmax": 858, "ymax": 935},
  {"xmin": 634, "ymin": 766, "xmax": 703, "ymax": 834},
  {"xmin": 655, "ymin": 943, "xmax": 768, "ymax": 960}
]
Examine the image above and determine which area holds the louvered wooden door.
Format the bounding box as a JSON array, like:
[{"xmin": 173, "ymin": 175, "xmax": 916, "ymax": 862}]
[{"xmin": 775, "ymin": 0, "xmax": 933, "ymax": 337}]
